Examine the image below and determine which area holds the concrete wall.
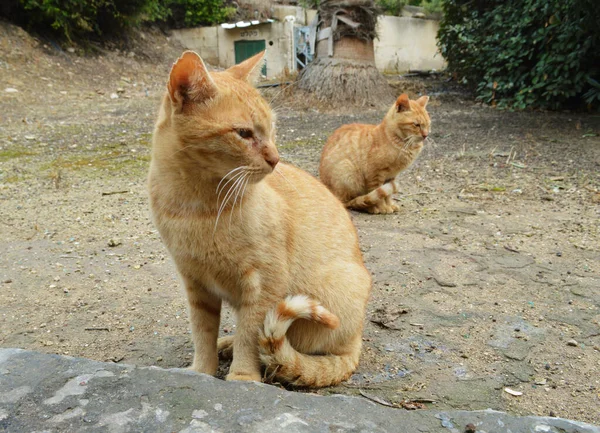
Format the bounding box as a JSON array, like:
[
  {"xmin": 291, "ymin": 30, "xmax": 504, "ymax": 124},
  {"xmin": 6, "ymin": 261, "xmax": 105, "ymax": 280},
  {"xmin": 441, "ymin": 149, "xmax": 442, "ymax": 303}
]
[
  {"xmin": 172, "ymin": 21, "xmax": 295, "ymax": 79},
  {"xmin": 271, "ymin": 5, "xmax": 317, "ymax": 26},
  {"xmin": 171, "ymin": 10, "xmax": 446, "ymax": 78},
  {"xmin": 375, "ymin": 15, "xmax": 446, "ymax": 73},
  {"xmin": 171, "ymin": 26, "xmax": 220, "ymax": 66}
]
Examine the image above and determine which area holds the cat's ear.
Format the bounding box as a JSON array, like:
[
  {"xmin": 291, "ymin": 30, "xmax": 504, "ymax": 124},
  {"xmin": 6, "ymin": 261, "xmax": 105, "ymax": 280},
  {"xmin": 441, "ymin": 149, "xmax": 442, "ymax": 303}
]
[
  {"xmin": 226, "ymin": 51, "xmax": 266, "ymax": 84},
  {"xmin": 395, "ymin": 94, "xmax": 411, "ymax": 112},
  {"xmin": 168, "ymin": 51, "xmax": 217, "ymax": 110},
  {"xmin": 416, "ymin": 95, "xmax": 429, "ymax": 108}
]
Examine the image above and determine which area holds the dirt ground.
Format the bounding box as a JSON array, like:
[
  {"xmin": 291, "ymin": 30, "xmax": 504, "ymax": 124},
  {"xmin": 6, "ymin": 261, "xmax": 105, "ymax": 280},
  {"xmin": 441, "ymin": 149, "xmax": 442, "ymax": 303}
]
[{"xmin": 1, "ymin": 22, "xmax": 599, "ymax": 425}]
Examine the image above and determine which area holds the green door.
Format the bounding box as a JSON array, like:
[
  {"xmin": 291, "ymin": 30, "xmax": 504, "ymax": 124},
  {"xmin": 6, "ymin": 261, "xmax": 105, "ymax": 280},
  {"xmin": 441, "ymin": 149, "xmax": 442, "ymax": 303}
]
[{"xmin": 234, "ymin": 40, "xmax": 267, "ymax": 76}]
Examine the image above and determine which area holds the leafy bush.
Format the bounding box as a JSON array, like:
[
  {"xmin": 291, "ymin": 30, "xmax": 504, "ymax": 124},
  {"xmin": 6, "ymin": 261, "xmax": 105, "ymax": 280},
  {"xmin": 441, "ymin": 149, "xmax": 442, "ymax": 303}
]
[
  {"xmin": 421, "ymin": 0, "xmax": 442, "ymax": 15},
  {"xmin": 438, "ymin": 0, "xmax": 600, "ymax": 110},
  {"xmin": 15, "ymin": 0, "xmax": 166, "ymax": 40},
  {"xmin": 163, "ymin": 0, "xmax": 235, "ymax": 29},
  {"xmin": 377, "ymin": 0, "xmax": 406, "ymax": 16},
  {"xmin": 1, "ymin": 0, "xmax": 235, "ymax": 41},
  {"xmin": 376, "ymin": 0, "xmax": 442, "ymax": 16}
]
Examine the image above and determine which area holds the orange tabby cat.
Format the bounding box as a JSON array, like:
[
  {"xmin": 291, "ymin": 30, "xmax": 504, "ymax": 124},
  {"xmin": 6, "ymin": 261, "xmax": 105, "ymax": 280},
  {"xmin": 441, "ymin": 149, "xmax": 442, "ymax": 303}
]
[
  {"xmin": 148, "ymin": 51, "xmax": 371, "ymax": 387},
  {"xmin": 319, "ymin": 94, "xmax": 430, "ymax": 214}
]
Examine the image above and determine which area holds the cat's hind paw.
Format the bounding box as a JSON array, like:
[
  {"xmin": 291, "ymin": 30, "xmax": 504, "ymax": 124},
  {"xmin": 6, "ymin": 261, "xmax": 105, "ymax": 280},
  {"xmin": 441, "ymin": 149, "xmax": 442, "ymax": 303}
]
[{"xmin": 217, "ymin": 335, "xmax": 234, "ymax": 360}]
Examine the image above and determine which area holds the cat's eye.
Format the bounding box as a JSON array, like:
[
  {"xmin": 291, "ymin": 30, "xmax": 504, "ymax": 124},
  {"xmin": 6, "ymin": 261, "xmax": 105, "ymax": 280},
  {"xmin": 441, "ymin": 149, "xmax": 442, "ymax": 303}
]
[
  {"xmin": 236, "ymin": 129, "xmax": 253, "ymax": 139},
  {"xmin": 414, "ymin": 122, "xmax": 421, "ymax": 128}
]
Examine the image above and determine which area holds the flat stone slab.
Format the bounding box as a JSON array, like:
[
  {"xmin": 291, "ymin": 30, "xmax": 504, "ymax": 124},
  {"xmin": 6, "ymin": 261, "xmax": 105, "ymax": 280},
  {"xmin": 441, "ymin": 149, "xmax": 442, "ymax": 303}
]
[{"xmin": 1, "ymin": 348, "xmax": 598, "ymax": 433}]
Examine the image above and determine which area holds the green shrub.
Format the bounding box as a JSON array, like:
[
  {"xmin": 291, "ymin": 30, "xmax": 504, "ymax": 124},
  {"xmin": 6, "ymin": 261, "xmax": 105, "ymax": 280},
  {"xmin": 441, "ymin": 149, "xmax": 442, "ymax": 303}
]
[
  {"xmin": 163, "ymin": 0, "xmax": 235, "ymax": 29},
  {"xmin": 16, "ymin": 0, "xmax": 167, "ymax": 40},
  {"xmin": 438, "ymin": 0, "xmax": 600, "ymax": 110},
  {"xmin": 1, "ymin": 0, "xmax": 235, "ymax": 41},
  {"xmin": 377, "ymin": 0, "xmax": 406, "ymax": 16},
  {"xmin": 376, "ymin": 0, "xmax": 442, "ymax": 16}
]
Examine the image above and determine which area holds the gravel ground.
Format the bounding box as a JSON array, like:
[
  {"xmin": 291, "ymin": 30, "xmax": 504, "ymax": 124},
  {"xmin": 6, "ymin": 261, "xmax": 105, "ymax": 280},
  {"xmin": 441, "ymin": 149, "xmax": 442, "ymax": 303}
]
[{"xmin": 1, "ymin": 22, "xmax": 599, "ymax": 424}]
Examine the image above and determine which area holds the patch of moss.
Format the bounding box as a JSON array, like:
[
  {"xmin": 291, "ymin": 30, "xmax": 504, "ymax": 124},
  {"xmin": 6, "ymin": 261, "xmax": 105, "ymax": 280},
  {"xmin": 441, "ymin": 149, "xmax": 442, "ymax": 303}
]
[
  {"xmin": 41, "ymin": 150, "xmax": 149, "ymax": 173},
  {"xmin": 0, "ymin": 174, "xmax": 23, "ymax": 183},
  {"xmin": 0, "ymin": 148, "xmax": 38, "ymax": 162},
  {"xmin": 278, "ymin": 137, "xmax": 323, "ymax": 150}
]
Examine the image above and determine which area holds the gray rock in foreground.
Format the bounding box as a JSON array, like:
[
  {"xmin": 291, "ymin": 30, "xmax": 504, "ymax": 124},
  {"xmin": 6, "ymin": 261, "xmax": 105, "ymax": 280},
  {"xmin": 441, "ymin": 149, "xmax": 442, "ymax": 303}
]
[{"xmin": 1, "ymin": 349, "xmax": 598, "ymax": 433}]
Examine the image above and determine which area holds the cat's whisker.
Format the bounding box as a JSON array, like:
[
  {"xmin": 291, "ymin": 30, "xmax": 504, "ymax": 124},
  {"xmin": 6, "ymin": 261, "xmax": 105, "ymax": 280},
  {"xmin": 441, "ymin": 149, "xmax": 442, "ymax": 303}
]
[
  {"xmin": 216, "ymin": 166, "xmax": 247, "ymax": 198},
  {"xmin": 275, "ymin": 166, "xmax": 301, "ymax": 195},
  {"xmin": 425, "ymin": 136, "xmax": 437, "ymax": 149},
  {"xmin": 169, "ymin": 144, "xmax": 195, "ymax": 157},
  {"xmin": 238, "ymin": 173, "xmax": 252, "ymax": 218},
  {"xmin": 216, "ymin": 171, "xmax": 246, "ymax": 215},
  {"xmin": 217, "ymin": 168, "xmax": 247, "ymax": 203},
  {"xmin": 215, "ymin": 171, "xmax": 247, "ymax": 233},
  {"xmin": 229, "ymin": 172, "xmax": 250, "ymax": 227}
]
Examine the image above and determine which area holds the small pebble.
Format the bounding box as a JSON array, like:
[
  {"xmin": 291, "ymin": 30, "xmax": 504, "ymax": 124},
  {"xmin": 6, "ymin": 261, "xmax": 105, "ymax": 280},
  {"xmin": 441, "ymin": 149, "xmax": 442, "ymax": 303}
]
[
  {"xmin": 556, "ymin": 251, "xmax": 562, "ymax": 257},
  {"xmin": 465, "ymin": 423, "xmax": 476, "ymax": 433},
  {"xmin": 3, "ymin": 279, "xmax": 12, "ymax": 284},
  {"xmin": 108, "ymin": 238, "xmax": 122, "ymax": 247},
  {"xmin": 567, "ymin": 339, "xmax": 578, "ymax": 347}
]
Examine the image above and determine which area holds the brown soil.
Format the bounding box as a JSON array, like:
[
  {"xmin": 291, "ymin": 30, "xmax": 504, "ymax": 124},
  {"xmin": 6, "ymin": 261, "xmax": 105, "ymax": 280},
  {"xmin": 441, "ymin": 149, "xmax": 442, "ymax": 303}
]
[{"xmin": 1, "ymin": 22, "xmax": 599, "ymax": 425}]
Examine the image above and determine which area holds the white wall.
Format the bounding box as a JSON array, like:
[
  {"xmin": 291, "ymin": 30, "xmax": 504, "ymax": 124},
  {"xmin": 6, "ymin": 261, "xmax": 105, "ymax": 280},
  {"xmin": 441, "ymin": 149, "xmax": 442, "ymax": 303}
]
[
  {"xmin": 171, "ymin": 11, "xmax": 446, "ymax": 78},
  {"xmin": 375, "ymin": 16, "xmax": 446, "ymax": 73},
  {"xmin": 171, "ymin": 22, "xmax": 294, "ymax": 79}
]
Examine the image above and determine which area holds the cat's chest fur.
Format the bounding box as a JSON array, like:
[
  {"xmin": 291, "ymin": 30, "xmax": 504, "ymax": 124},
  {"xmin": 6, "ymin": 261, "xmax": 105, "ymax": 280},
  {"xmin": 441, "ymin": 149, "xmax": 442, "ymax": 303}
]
[
  {"xmin": 150, "ymin": 184, "xmax": 286, "ymax": 306},
  {"xmin": 368, "ymin": 138, "xmax": 422, "ymax": 179}
]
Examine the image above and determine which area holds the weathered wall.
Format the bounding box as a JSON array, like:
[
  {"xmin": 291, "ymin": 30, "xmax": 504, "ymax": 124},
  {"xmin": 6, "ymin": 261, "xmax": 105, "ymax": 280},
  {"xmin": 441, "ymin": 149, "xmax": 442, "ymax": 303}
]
[
  {"xmin": 171, "ymin": 26, "xmax": 220, "ymax": 66},
  {"xmin": 171, "ymin": 10, "xmax": 446, "ymax": 78},
  {"xmin": 375, "ymin": 16, "xmax": 446, "ymax": 73},
  {"xmin": 171, "ymin": 22, "xmax": 294, "ymax": 78}
]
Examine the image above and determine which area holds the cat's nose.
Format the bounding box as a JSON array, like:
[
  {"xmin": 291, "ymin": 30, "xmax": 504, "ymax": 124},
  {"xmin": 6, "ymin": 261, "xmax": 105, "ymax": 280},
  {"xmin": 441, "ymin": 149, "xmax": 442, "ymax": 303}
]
[
  {"xmin": 421, "ymin": 130, "xmax": 429, "ymax": 139},
  {"xmin": 263, "ymin": 147, "xmax": 279, "ymax": 169},
  {"xmin": 265, "ymin": 154, "xmax": 279, "ymax": 168}
]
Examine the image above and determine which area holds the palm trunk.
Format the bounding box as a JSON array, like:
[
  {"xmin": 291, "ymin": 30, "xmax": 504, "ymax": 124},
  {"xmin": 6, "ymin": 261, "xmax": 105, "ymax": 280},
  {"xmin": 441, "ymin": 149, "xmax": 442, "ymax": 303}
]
[{"xmin": 297, "ymin": 0, "xmax": 393, "ymax": 107}]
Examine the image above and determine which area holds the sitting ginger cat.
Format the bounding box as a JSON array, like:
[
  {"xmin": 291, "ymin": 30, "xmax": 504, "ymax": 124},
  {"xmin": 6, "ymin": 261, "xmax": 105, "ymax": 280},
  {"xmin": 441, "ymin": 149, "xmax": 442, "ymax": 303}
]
[
  {"xmin": 319, "ymin": 94, "xmax": 431, "ymax": 214},
  {"xmin": 148, "ymin": 51, "xmax": 371, "ymax": 387}
]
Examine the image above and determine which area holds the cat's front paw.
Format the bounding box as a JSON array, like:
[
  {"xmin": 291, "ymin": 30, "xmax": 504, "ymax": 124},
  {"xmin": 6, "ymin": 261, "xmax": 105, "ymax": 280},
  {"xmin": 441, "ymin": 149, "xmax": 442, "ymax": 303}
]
[
  {"xmin": 226, "ymin": 371, "xmax": 262, "ymax": 382},
  {"xmin": 367, "ymin": 204, "xmax": 394, "ymax": 214}
]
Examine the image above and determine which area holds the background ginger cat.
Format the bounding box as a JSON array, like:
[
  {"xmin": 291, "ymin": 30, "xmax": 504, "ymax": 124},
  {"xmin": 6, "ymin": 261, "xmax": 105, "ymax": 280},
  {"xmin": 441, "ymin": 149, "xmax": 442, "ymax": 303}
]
[
  {"xmin": 319, "ymin": 94, "xmax": 431, "ymax": 214},
  {"xmin": 148, "ymin": 51, "xmax": 371, "ymax": 387}
]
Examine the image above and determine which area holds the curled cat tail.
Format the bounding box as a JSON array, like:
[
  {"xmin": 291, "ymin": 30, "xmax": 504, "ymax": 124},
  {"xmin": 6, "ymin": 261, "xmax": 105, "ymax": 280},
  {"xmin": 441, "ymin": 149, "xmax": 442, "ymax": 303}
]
[
  {"xmin": 345, "ymin": 180, "xmax": 400, "ymax": 210},
  {"xmin": 259, "ymin": 295, "xmax": 360, "ymax": 387}
]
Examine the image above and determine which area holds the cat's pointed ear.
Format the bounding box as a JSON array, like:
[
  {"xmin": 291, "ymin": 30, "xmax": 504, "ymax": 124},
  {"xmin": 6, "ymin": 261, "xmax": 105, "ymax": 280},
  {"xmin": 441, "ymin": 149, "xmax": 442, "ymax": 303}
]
[
  {"xmin": 168, "ymin": 51, "xmax": 217, "ymax": 110},
  {"xmin": 395, "ymin": 94, "xmax": 411, "ymax": 112},
  {"xmin": 416, "ymin": 95, "xmax": 429, "ymax": 108},
  {"xmin": 226, "ymin": 51, "xmax": 266, "ymax": 84}
]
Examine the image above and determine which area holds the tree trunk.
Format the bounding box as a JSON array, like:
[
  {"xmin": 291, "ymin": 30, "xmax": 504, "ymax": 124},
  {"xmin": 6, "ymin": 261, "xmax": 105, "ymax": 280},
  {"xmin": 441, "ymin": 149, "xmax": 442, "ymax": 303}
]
[{"xmin": 297, "ymin": 0, "xmax": 393, "ymax": 108}]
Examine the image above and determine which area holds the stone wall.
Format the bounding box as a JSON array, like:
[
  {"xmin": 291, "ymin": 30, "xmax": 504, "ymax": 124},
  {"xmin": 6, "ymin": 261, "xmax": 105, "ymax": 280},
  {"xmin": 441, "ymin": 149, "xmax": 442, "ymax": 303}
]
[{"xmin": 375, "ymin": 15, "xmax": 446, "ymax": 73}]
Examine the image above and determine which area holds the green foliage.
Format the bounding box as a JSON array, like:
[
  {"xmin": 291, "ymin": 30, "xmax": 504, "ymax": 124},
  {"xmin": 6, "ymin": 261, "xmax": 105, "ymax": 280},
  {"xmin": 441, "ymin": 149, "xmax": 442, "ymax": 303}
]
[
  {"xmin": 3, "ymin": 0, "xmax": 235, "ymax": 41},
  {"xmin": 162, "ymin": 0, "xmax": 235, "ymax": 29},
  {"xmin": 438, "ymin": 0, "xmax": 600, "ymax": 110},
  {"xmin": 17, "ymin": 0, "xmax": 165, "ymax": 40},
  {"xmin": 421, "ymin": 0, "xmax": 442, "ymax": 14},
  {"xmin": 376, "ymin": 0, "xmax": 442, "ymax": 15},
  {"xmin": 377, "ymin": 0, "xmax": 406, "ymax": 16}
]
